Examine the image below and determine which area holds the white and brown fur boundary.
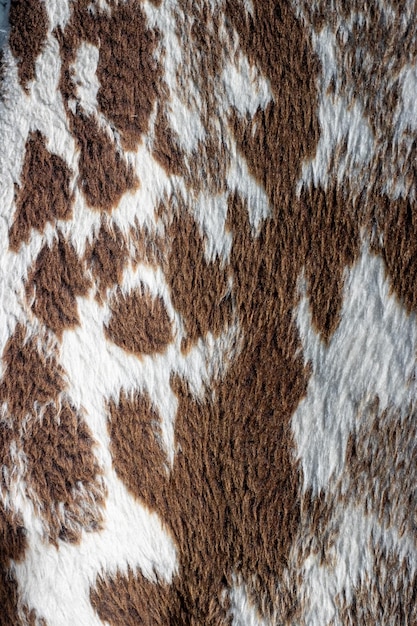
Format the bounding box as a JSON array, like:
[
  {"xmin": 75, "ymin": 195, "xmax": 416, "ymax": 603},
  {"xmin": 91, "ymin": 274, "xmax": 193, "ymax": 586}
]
[{"xmin": 1, "ymin": 0, "xmax": 417, "ymax": 624}]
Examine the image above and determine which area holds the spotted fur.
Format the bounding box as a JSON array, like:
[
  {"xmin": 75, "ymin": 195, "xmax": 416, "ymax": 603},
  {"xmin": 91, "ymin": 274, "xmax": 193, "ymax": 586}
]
[{"xmin": 1, "ymin": 0, "xmax": 417, "ymax": 624}]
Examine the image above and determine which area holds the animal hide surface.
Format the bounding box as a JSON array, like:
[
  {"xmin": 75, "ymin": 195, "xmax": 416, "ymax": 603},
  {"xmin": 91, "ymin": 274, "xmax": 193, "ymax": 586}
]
[{"xmin": 1, "ymin": 0, "xmax": 417, "ymax": 624}]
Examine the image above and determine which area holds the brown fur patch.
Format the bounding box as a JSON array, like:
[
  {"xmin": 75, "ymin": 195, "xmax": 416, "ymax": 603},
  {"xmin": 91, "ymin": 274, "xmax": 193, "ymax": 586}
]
[
  {"xmin": 0, "ymin": 324, "xmax": 65, "ymax": 420},
  {"xmin": 152, "ymin": 108, "xmax": 184, "ymax": 177},
  {"xmin": 300, "ymin": 184, "xmax": 359, "ymax": 342},
  {"xmin": 105, "ymin": 288, "xmax": 173, "ymax": 357},
  {"xmin": 8, "ymin": 0, "xmax": 48, "ymax": 90},
  {"xmin": 299, "ymin": 489, "xmax": 338, "ymax": 570},
  {"xmin": 108, "ymin": 391, "xmax": 168, "ymax": 510},
  {"xmin": 165, "ymin": 212, "xmax": 232, "ymax": 351},
  {"xmin": 0, "ymin": 569, "xmax": 21, "ymax": 626},
  {"xmin": 374, "ymin": 196, "xmax": 417, "ymax": 315},
  {"xmin": 0, "ymin": 504, "xmax": 27, "ymax": 565},
  {"xmin": 91, "ymin": 567, "xmax": 172, "ymax": 626},
  {"xmin": 9, "ymin": 131, "xmax": 74, "ymax": 252},
  {"xmin": 84, "ymin": 221, "xmax": 130, "ymax": 302},
  {"xmin": 226, "ymin": 2, "xmax": 320, "ymax": 204},
  {"xmin": 24, "ymin": 402, "xmax": 105, "ymax": 544},
  {"xmin": 71, "ymin": 112, "xmax": 139, "ymax": 212},
  {"xmin": 26, "ymin": 235, "xmax": 91, "ymax": 339},
  {"xmin": 57, "ymin": 0, "xmax": 161, "ymax": 150},
  {"xmin": 0, "ymin": 505, "xmax": 27, "ymax": 626},
  {"xmin": 221, "ymin": 7, "xmax": 325, "ymax": 610}
]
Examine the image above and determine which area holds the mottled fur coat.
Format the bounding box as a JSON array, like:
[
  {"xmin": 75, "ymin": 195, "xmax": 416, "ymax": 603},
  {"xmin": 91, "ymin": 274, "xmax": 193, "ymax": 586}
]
[{"xmin": 0, "ymin": 0, "xmax": 417, "ymax": 624}]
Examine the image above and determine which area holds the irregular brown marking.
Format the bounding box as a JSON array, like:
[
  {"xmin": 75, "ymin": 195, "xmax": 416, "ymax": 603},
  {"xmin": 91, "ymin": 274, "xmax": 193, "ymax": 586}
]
[
  {"xmin": 99, "ymin": 2, "xmax": 323, "ymax": 621},
  {"xmin": 152, "ymin": 107, "xmax": 184, "ymax": 177},
  {"xmin": 24, "ymin": 402, "xmax": 105, "ymax": 545},
  {"xmin": 0, "ymin": 323, "xmax": 65, "ymax": 420},
  {"xmin": 9, "ymin": 131, "xmax": 74, "ymax": 252},
  {"xmin": 26, "ymin": 235, "xmax": 91, "ymax": 338},
  {"xmin": 91, "ymin": 567, "xmax": 173, "ymax": 626},
  {"xmin": 300, "ymin": 184, "xmax": 359, "ymax": 341},
  {"xmin": 105, "ymin": 288, "xmax": 173, "ymax": 357},
  {"xmin": 373, "ymin": 195, "xmax": 417, "ymax": 315},
  {"xmin": 84, "ymin": 221, "xmax": 130, "ymax": 302},
  {"xmin": 108, "ymin": 392, "xmax": 168, "ymax": 510},
  {"xmin": 0, "ymin": 504, "xmax": 27, "ymax": 626},
  {"xmin": 226, "ymin": 2, "xmax": 359, "ymax": 348},
  {"xmin": 71, "ymin": 112, "xmax": 139, "ymax": 212},
  {"xmin": 57, "ymin": 0, "xmax": 161, "ymax": 150},
  {"xmin": 335, "ymin": 542, "xmax": 417, "ymax": 625},
  {"xmin": 165, "ymin": 211, "xmax": 233, "ymax": 351},
  {"xmin": 8, "ymin": 0, "xmax": 48, "ymax": 90},
  {"xmin": 93, "ymin": 0, "xmax": 161, "ymax": 151},
  {"xmin": 226, "ymin": 1, "xmax": 320, "ymax": 205},
  {"xmin": 149, "ymin": 0, "xmax": 323, "ymax": 617}
]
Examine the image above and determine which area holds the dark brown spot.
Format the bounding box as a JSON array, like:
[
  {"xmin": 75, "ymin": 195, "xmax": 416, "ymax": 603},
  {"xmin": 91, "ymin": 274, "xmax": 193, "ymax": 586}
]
[
  {"xmin": 0, "ymin": 324, "xmax": 65, "ymax": 420},
  {"xmin": 9, "ymin": 131, "xmax": 74, "ymax": 252},
  {"xmin": 24, "ymin": 402, "xmax": 105, "ymax": 545},
  {"xmin": 108, "ymin": 391, "xmax": 168, "ymax": 510},
  {"xmin": 71, "ymin": 112, "xmax": 139, "ymax": 212},
  {"xmin": 84, "ymin": 221, "xmax": 130, "ymax": 302},
  {"xmin": 91, "ymin": 568, "xmax": 173, "ymax": 626},
  {"xmin": 26, "ymin": 235, "xmax": 91, "ymax": 338},
  {"xmin": 8, "ymin": 0, "xmax": 48, "ymax": 90},
  {"xmin": 105, "ymin": 288, "xmax": 173, "ymax": 357}
]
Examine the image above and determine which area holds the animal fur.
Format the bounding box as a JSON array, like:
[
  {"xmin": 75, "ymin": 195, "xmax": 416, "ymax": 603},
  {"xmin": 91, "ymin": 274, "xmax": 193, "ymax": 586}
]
[{"xmin": 0, "ymin": 0, "xmax": 417, "ymax": 624}]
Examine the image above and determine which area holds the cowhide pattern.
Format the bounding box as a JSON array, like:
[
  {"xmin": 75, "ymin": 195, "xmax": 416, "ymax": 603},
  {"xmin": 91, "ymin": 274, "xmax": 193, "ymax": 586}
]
[{"xmin": 0, "ymin": 0, "xmax": 417, "ymax": 624}]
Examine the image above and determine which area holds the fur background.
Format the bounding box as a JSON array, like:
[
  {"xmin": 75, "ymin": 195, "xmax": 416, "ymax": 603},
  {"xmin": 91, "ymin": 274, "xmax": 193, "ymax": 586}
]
[{"xmin": 1, "ymin": 0, "xmax": 417, "ymax": 624}]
